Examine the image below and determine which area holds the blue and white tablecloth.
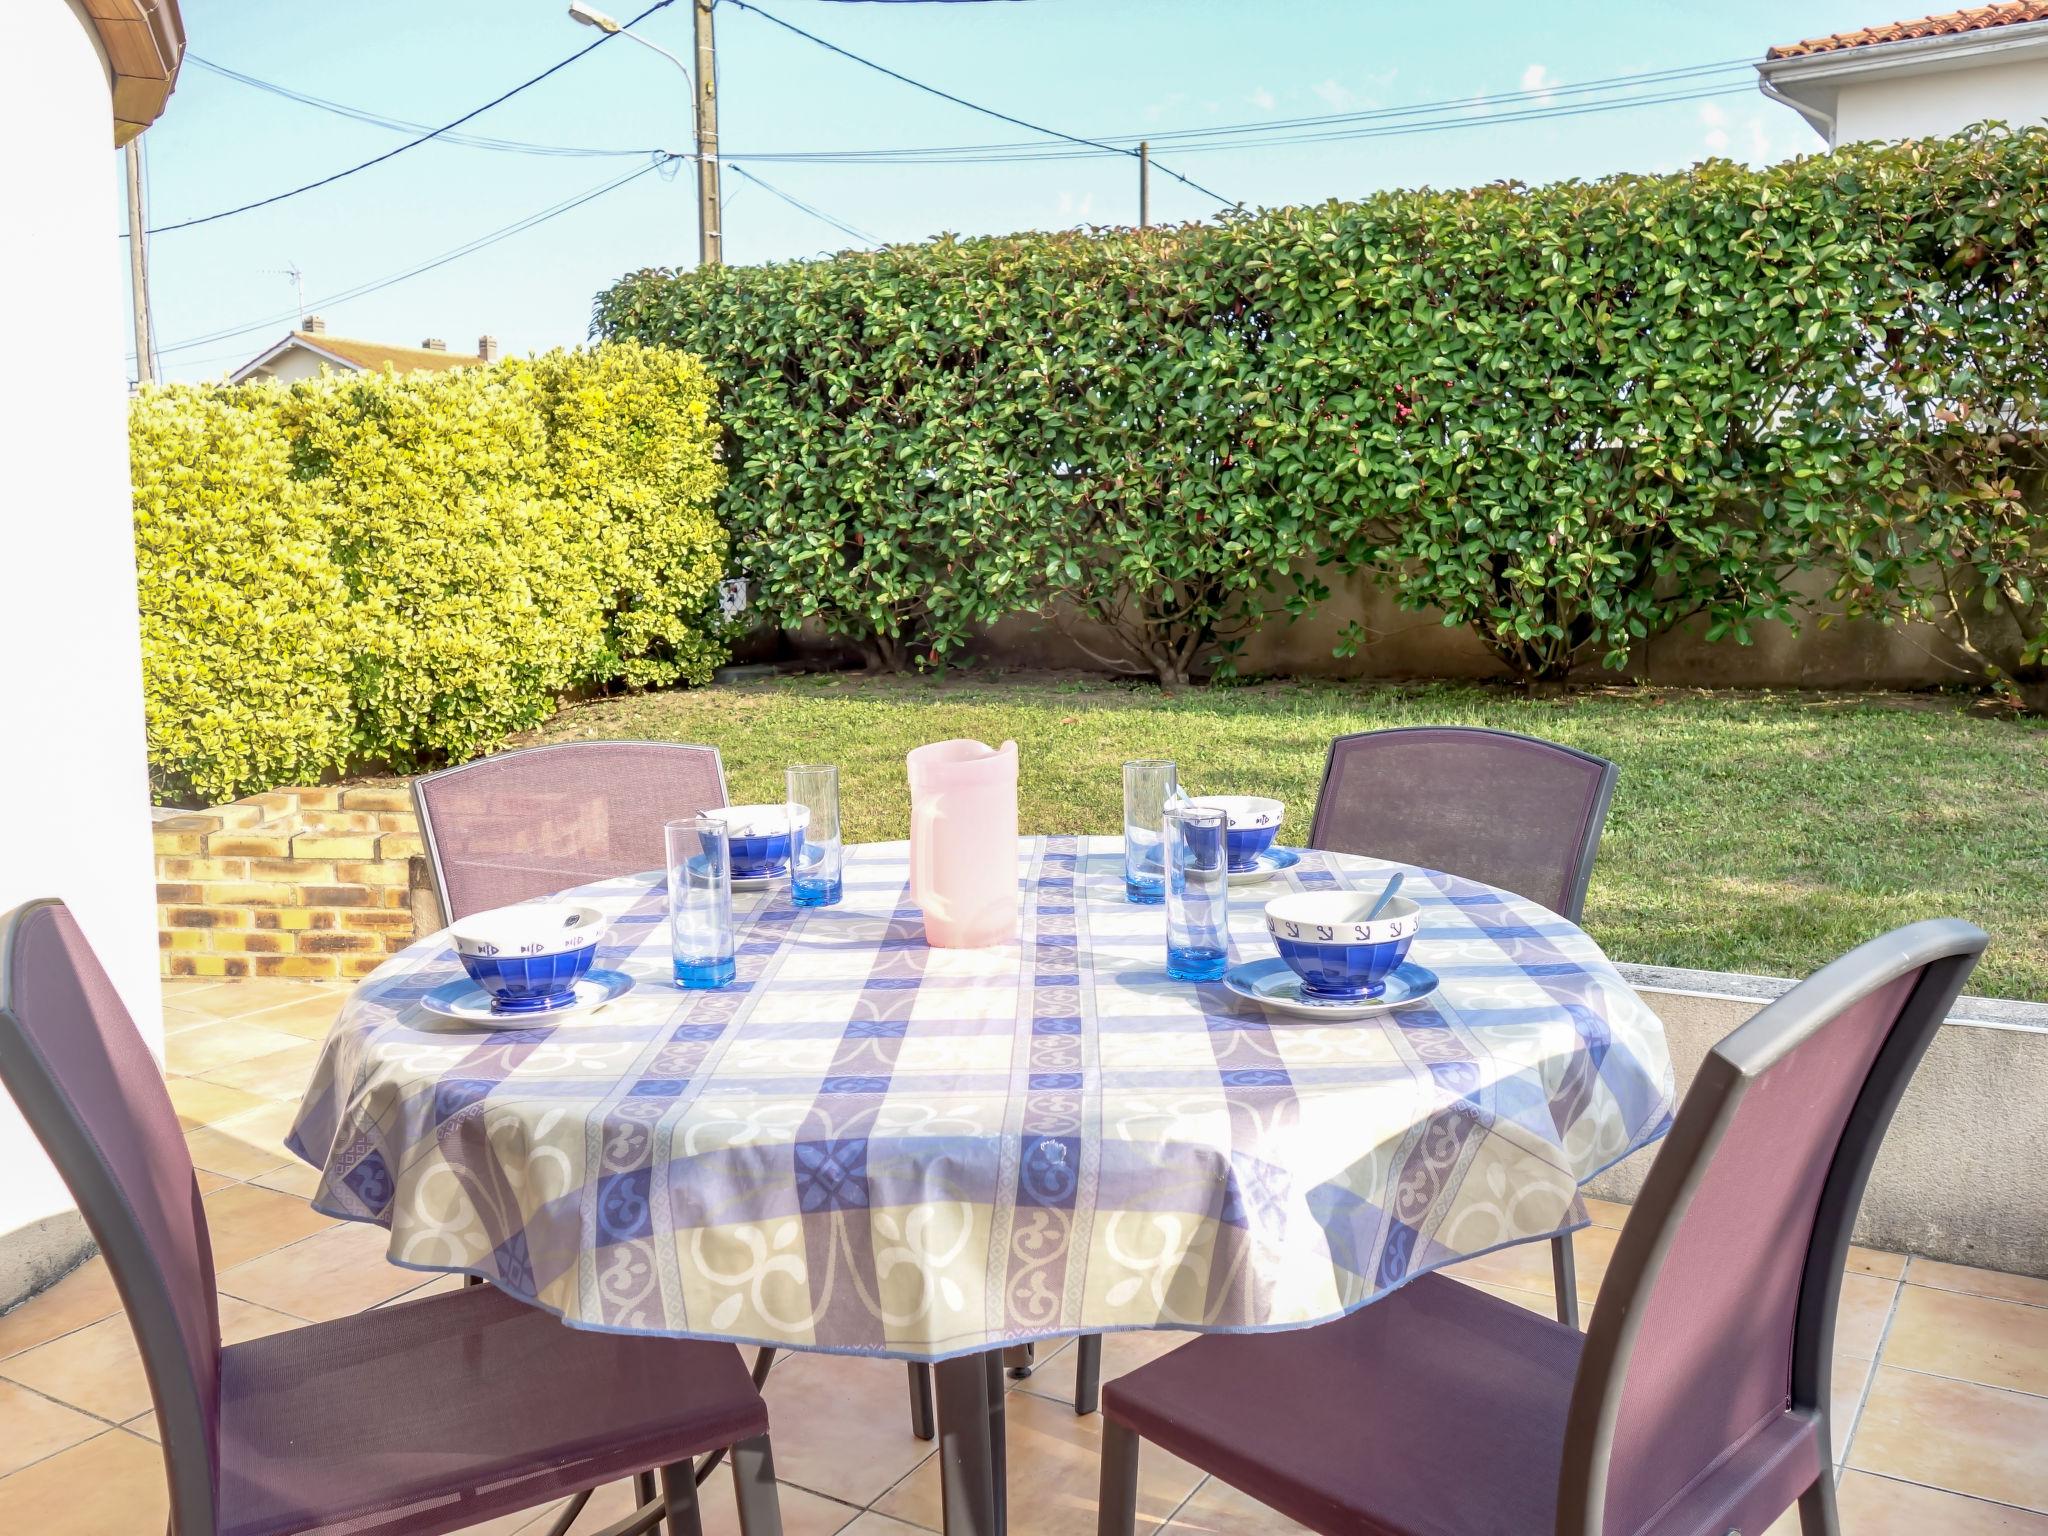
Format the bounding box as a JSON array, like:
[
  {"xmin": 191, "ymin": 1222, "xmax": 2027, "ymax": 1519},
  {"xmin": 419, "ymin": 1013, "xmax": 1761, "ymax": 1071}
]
[{"xmin": 289, "ymin": 836, "xmax": 1672, "ymax": 1359}]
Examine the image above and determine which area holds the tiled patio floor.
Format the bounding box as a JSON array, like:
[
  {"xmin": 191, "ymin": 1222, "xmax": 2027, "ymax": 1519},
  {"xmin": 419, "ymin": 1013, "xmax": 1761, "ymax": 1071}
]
[{"xmin": 1, "ymin": 979, "xmax": 2043, "ymax": 1535}]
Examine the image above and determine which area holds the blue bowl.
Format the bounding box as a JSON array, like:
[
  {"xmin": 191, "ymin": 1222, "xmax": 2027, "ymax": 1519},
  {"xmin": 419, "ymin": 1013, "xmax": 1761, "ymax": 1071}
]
[
  {"xmin": 458, "ymin": 943, "xmax": 598, "ymax": 1013},
  {"xmin": 1265, "ymin": 892, "xmax": 1421, "ymax": 999},
  {"xmin": 1187, "ymin": 796, "xmax": 1285, "ymax": 872},
  {"xmin": 706, "ymin": 804, "xmax": 810, "ymax": 880},
  {"xmin": 729, "ymin": 830, "xmax": 794, "ymax": 880}
]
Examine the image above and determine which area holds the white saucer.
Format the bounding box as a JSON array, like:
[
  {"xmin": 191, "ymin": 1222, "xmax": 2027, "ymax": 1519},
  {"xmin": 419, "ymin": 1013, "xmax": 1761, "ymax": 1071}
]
[
  {"xmin": 421, "ymin": 968, "xmax": 634, "ymax": 1027},
  {"xmin": 1224, "ymin": 958, "xmax": 1439, "ymax": 1019},
  {"xmin": 732, "ymin": 873, "xmax": 779, "ymax": 892},
  {"xmin": 1227, "ymin": 846, "xmax": 1304, "ymax": 886}
]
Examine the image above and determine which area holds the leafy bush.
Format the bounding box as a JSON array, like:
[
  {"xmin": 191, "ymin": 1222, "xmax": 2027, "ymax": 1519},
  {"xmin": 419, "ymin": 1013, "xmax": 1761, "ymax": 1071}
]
[
  {"xmin": 596, "ymin": 128, "xmax": 2048, "ymax": 689},
  {"xmin": 132, "ymin": 342, "xmax": 726, "ymax": 802}
]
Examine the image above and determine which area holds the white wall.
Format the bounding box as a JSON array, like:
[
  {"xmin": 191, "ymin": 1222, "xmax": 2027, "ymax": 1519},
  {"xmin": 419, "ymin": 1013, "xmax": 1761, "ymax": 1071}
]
[
  {"xmin": 0, "ymin": 2, "xmax": 166, "ymax": 1300},
  {"xmin": 1835, "ymin": 55, "xmax": 2048, "ymax": 143}
]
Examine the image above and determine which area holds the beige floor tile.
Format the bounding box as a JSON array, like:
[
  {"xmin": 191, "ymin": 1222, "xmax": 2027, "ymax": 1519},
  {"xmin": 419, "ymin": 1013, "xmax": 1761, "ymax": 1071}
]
[
  {"xmin": 1833, "ymin": 1353, "xmax": 1875, "ymax": 1463},
  {"xmin": 1834, "ymin": 1273, "xmax": 1899, "ymax": 1361},
  {"xmin": 122, "ymin": 1409, "xmax": 158, "ymax": 1443},
  {"xmin": 195, "ymin": 1040, "xmax": 323, "ymax": 1100},
  {"xmin": 0, "ymin": 1428, "xmax": 168, "ymax": 1533},
  {"xmin": 1444, "ymin": 1226, "xmax": 1615, "ymax": 1310},
  {"xmin": 0, "ymin": 1258, "xmax": 122, "ymax": 1362},
  {"xmin": 1848, "ymin": 1246, "xmax": 1908, "ymax": 1281},
  {"xmin": 0, "ymin": 1296, "xmax": 296, "ymax": 1424},
  {"xmin": 1850, "ymin": 1367, "xmax": 2048, "ymax": 1513},
  {"xmin": 200, "ymin": 1181, "xmax": 337, "ymax": 1269},
  {"xmin": 1449, "ymin": 1276, "xmax": 1569, "ymax": 1320},
  {"xmin": 1583, "ymin": 1197, "xmax": 1630, "ymax": 1229},
  {"xmin": 236, "ymin": 988, "xmax": 349, "ymax": 1041},
  {"xmin": 1837, "ymin": 1470, "xmax": 2048, "ymax": 1533},
  {"xmin": 164, "ymin": 1019, "xmax": 311, "ymax": 1076},
  {"xmin": 381, "ymin": 1272, "xmax": 467, "ymax": 1307},
  {"xmin": 1016, "ymin": 1329, "xmax": 1193, "ymax": 1409},
  {"xmin": 250, "ymin": 1159, "xmax": 327, "ymax": 1198},
  {"xmin": 0, "ymin": 1379, "xmax": 105, "ymax": 1479},
  {"xmin": 874, "ymin": 1385, "xmax": 1207, "ymax": 1536},
  {"xmin": 1907, "ymin": 1259, "xmax": 2048, "ymax": 1310},
  {"xmin": 838, "ymin": 1514, "xmax": 936, "ymax": 1536},
  {"xmin": 183, "ymin": 1100, "xmax": 301, "ymax": 1180},
  {"xmin": 166, "ymin": 1074, "xmax": 272, "ymax": 1130},
  {"xmin": 695, "ymin": 1463, "xmax": 864, "ymax": 1536},
  {"xmin": 217, "ymin": 1221, "xmax": 418, "ymax": 1322},
  {"xmin": 757, "ymin": 1353, "xmax": 940, "ymax": 1508},
  {"xmin": 1883, "ymin": 1286, "xmax": 2048, "ymax": 1395},
  {"xmin": 1157, "ymin": 1475, "xmax": 1310, "ymax": 1534},
  {"xmin": 205, "ymin": 978, "xmax": 347, "ymax": 1018}
]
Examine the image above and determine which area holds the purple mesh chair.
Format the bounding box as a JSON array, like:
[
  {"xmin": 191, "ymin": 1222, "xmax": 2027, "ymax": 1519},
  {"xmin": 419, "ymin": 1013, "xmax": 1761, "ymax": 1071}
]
[
  {"xmin": 1095, "ymin": 917, "xmax": 1986, "ymax": 1536},
  {"xmin": 0, "ymin": 899, "xmax": 784, "ymax": 1536},
  {"xmin": 411, "ymin": 740, "xmax": 730, "ymax": 925},
  {"xmin": 1312, "ymin": 725, "xmax": 1619, "ymax": 1328}
]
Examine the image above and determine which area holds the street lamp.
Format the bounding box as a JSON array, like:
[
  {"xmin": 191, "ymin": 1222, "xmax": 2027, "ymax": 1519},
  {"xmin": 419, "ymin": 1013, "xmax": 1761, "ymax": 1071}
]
[{"xmin": 568, "ymin": 2, "xmax": 722, "ymax": 266}]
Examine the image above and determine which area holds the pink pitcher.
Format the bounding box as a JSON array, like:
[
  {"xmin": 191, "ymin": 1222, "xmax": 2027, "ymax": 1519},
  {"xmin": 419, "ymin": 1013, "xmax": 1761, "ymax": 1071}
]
[{"xmin": 906, "ymin": 739, "xmax": 1019, "ymax": 948}]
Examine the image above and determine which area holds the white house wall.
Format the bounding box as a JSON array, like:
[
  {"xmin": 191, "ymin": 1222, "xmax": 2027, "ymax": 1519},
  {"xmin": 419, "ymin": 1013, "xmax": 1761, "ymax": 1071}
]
[
  {"xmin": 0, "ymin": 0, "xmax": 167, "ymax": 1303},
  {"xmin": 1834, "ymin": 54, "xmax": 2048, "ymax": 142}
]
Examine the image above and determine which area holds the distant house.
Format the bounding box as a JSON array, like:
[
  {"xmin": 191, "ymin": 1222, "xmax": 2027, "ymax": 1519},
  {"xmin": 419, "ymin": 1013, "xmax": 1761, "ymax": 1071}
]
[
  {"xmin": 229, "ymin": 315, "xmax": 500, "ymax": 384},
  {"xmin": 1757, "ymin": 1, "xmax": 2048, "ymax": 146}
]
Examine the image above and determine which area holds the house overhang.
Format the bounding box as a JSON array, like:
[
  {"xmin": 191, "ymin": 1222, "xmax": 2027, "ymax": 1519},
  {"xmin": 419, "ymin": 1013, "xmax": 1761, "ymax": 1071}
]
[
  {"xmin": 1755, "ymin": 18, "xmax": 2048, "ymax": 141},
  {"xmin": 227, "ymin": 336, "xmax": 364, "ymax": 385},
  {"xmin": 69, "ymin": 0, "xmax": 186, "ymax": 145}
]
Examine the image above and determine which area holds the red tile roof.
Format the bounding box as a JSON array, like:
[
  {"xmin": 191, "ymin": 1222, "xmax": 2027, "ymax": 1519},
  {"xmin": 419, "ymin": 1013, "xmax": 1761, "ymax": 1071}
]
[
  {"xmin": 1768, "ymin": 1, "xmax": 2048, "ymax": 59},
  {"xmin": 297, "ymin": 334, "xmax": 483, "ymax": 372}
]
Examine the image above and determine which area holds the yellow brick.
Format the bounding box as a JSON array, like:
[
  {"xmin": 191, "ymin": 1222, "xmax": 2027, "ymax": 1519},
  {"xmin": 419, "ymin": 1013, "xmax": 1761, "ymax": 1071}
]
[
  {"xmin": 339, "ymin": 786, "xmax": 414, "ymax": 813},
  {"xmin": 193, "ymin": 881, "xmax": 298, "ymax": 907},
  {"xmin": 336, "ymin": 909, "xmax": 415, "ymax": 934},
  {"xmin": 153, "ymin": 833, "xmax": 204, "ymax": 857},
  {"xmin": 156, "ymin": 883, "xmax": 203, "ymax": 905},
  {"xmin": 207, "ymin": 834, "xmax": 293, "ymax": 859},
  {"xmin": 253, "ymin": 954, "xmax": 340, "ymax": 979},
  {"xmin": 374, "ymin": 812, "xmax": 419, "ymax": 834},
  {"xmin": 299, "ymin": 932, "xmax": 382, "ymax": 955},
  {"xmin": 154, "ymin": 813, "xmax": 224, "ymax": 835},
  {"xmin": 299, "ymin": 885, "xmax": 377, "ymax": 908},
  {"xmin": 257, "ymin": 908, "xmax": 336, "ymax": 932},
  {"xmin": 248, "ymin": 859, "xmax": 338, "ymax": 884},
  {"xmin": 378, "ymin": 832, "xmax": 425, "ymax": 860},
  {"xmin": 169, "ymin": 953, "xmax": 251, "ymax": 978},
  {"xmin": 157, "ymin": 857, "xmax": 250, "ymax": 882},
  {"xmin": 209, "ymin": 802, "xmax": 270, "ymax": 831},
  {"xmin": 207, "ymin": 930, "xmax": 290, "ymax": 955},
  {"xmin": 164, "ymin": 906, "xmax": 248, "ymax": 929},
  {"xmin": 339, "ymin": 955, "xmax": 394, "ymax": 978},
  {"xmin": 293, "ymin": 787, "xmax": 344, "ymax": 811},
  {"xmin": 162, "ymin": 929, "xmax": 209, "ymax": 952},
  {"xmin": 378, "ymin": 886, "xmax": 414, "ymax": 910},
  {"xmin": 333, "ymin": 861, "xmax": 408, "ymax": 887},
  {"xmin": 292, "ymin": 834, "xmax": 379, "ymax": 860},
  {"xmin": 243, "ymin": 790, "xmax": 301, "ymax": 818}
]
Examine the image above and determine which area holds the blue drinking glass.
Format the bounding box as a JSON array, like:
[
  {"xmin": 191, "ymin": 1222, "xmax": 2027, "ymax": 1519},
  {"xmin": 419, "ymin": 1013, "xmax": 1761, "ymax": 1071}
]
[
  {"xmin": 666, "ymin": 815, "xmax": 735, "ymax": 988},
  {"xmin": 787, "ymin": 763, "xmax": 844, "ymax": 908},
  {"xmin": 1124, "ymin": 759, "xmax": 1179, "ymax": 904},
  {"xmin": 1164, "ymin": 804, "xmax": 1229, "ymax": 982}
]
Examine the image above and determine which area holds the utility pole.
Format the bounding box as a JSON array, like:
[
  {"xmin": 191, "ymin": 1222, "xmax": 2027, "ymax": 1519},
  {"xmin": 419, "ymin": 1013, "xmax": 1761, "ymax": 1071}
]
[
  {"xmin": 125, "ymin": 140, "xmax": 155, "ymax": 384},
  {"xmin": 693, "ymin": 0, "xmax": 722, "ymax": 266},
  {"xmin": 1138, "ymin": 140, "xmax": 1151, "ymax": 229}
]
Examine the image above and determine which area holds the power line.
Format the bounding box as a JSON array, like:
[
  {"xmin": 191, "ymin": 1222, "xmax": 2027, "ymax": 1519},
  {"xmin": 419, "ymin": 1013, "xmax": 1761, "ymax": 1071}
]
[
  {"xmin": 142, "ymin": 154, "xmax": 680, "ymax": 361},
  {"xmin": 726, "ymin": 163, "xmax": 878, "ymax": 246},
  {"xmin": 141, "ymin": 0, "xmax": 678, "ymax": 236},
  {"xmin": 721, "ymin": 0, "xmax": 1236, "ymax": 207}
]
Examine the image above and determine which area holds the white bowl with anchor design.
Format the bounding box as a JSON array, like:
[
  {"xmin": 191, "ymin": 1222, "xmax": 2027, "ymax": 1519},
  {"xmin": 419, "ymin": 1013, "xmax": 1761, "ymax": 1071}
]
[{"xmin": 1263, "ymin": 890, "xmax": 1421, "ymax": 999}]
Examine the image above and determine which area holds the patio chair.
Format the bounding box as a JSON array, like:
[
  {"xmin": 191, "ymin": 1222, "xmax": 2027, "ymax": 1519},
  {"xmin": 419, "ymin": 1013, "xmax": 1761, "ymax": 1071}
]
[
  {"xmin": 0, "ymin": 898, "xmax": 784, "ymax": 1536},
  {"xmin": 1312, "ymin": 725, "xmax": 1619, "ymax": 1328},
  {"xmin": 1095, "ymin": 916, "xmax": 1987, "ymax": 1536},
  {"xmin": 412, "ymin": 739, "xmax": 730, "ymax": 925}
]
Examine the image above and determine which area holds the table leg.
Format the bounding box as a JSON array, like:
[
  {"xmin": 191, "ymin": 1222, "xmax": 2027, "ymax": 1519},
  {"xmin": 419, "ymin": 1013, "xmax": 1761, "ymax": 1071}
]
[{"xmin": 934, "ymin": 1351, "xmax": 1007, "ymax": 1536}]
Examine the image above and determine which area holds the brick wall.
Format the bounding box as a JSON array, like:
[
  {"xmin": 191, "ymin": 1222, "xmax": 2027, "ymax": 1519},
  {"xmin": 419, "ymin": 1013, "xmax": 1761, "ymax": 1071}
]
[{"xmin": 153, "ymin": 787, "xmax": 438, "ymax": 980}]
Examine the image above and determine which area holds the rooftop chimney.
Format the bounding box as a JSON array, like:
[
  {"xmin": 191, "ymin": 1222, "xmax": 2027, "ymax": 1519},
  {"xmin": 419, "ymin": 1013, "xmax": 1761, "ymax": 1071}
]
[
  {"xmin": 302, "ymin": 315, "xmax": 326, "ymax": 334},
  {"xmin": 478, "ymin": 335, "xmax": 500, "ymax": 363},
  {"xmin": 420, "ymin": 337, "xmax": 447, "ymax": 352}
]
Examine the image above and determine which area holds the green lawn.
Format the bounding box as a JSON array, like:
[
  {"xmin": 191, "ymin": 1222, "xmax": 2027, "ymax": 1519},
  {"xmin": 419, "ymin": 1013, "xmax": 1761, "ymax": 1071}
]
[{"xmin": 522, "ymin": 674, "xmax": 2048, "ymax": 1001}]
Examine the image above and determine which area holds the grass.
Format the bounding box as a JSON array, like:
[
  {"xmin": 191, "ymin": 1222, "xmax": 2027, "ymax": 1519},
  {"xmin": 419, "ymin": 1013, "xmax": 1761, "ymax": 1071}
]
[{"xmin": 519, "ymin": 673, "xmax": 2048, "ymax": 1001}]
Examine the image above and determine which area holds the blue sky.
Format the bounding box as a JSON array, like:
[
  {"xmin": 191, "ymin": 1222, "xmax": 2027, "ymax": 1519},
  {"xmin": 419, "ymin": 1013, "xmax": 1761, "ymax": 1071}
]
[{"xmin": 128, "ymin": 0, "xmax": 1900, "ymax": 382}]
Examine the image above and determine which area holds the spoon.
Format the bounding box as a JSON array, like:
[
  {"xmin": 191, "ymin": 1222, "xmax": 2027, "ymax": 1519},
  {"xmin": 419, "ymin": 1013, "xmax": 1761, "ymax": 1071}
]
[{"xmin": 1363, "ymin": 871, "xmax": 1405, "ymax": 921}]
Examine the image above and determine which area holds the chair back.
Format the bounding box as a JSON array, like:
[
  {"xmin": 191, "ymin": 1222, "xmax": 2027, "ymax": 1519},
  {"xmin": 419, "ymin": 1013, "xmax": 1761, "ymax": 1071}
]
[
  {"xmin": 1308, "ymin": 726, "xmax": 1617, "ymax": 919},
  {"xmin": 413, "ymin": 740, "xmax": 728, "ymax": 922},
  {"xmin": 0, "ymin": 900, "xmax": 222, "ymax": 1534},
  {"xmin": 1557, "ymin": 918, "xmax": 1987, "ymax": 1536}
]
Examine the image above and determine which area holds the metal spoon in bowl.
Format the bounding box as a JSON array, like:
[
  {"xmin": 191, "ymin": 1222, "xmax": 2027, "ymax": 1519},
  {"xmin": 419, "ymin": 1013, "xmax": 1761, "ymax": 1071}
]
[{"xmin": 1363, "ymin": 871, "xmax": 1405, "ymax": 921}]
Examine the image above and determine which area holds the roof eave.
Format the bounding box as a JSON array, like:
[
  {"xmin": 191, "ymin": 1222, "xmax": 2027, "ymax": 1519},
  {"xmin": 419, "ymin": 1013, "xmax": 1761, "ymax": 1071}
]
[
  {"xmin": 1759, "ymin": 18, "xmax": 2048, "ymax": 85},
  {"xmin": 227, "ymin": 335, "xmax": 362, "ymax": 384}
]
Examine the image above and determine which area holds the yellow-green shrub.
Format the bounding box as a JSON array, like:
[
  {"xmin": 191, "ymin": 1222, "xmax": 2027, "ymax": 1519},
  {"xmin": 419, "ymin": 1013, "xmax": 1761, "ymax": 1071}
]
[{"xmin": 132, "ymin": 342, "xmax": 726, "ymax": 802}]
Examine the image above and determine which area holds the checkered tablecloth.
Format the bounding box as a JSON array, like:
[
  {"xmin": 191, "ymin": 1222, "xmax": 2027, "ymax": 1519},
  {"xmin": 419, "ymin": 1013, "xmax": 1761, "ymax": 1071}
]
[{"xmin": 289, "ymin": 836, "xmax": 1672, "ymax": 1359}]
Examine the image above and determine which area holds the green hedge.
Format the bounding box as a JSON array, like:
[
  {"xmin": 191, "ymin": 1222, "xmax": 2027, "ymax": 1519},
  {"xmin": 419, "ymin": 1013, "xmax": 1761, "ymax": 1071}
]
[
  {"xmin": 594, "ymin": 128, "xmax": 2048, "ymax": 691},
  {"xmin": 132, "ymin": 341, "xmax": 727, "ymax": 803}
]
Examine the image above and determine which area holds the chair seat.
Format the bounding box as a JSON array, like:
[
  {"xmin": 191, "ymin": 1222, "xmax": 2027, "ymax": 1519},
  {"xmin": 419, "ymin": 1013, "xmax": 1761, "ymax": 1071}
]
[
  {"xmin": 1103, "ymin": 1274, "xmax": 1583, "ymax": 1536},
  {"xmin": 217, "ymin": 1281, "xmax": 766, "ymax": 1536}
]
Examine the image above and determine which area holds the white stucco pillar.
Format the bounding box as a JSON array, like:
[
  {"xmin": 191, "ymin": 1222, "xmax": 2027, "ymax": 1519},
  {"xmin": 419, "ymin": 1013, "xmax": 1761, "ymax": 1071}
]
[{"xmin": 0, "ymin": 1, "xmax": 167, "ymax": 1304}]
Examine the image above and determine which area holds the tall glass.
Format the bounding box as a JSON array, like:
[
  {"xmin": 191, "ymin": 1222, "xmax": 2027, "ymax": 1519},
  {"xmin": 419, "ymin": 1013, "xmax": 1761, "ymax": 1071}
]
[
  {"xmin": 787, "ymin": 763, "xmax": 843, "ymax": 908},
  {"xmin": 1123, "ymin": 759, "xmax": 1179, "ymax": 904},
  {"xmin": 665, "ymin": 815, "xmax": 735, "ymax": 988},
  {"xmin": 1164, "ymin": 804, "xmax": 1229, "ymax": 982}
]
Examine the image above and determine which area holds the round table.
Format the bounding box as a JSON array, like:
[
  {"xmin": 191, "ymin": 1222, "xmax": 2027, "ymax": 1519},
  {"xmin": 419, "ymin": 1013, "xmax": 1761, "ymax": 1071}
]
[{"xmin": 289, "ymin": 835, "xmax": 1672, "ymax": 1532}]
